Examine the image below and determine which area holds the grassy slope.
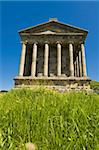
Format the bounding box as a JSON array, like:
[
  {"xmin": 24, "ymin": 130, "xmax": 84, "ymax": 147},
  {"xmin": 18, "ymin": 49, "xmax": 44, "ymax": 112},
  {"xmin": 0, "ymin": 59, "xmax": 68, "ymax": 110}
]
[
  {"xmin": 90, "ymin": 80, "xmax": 99, "ymax": 91},
  {"xmin": 0, "ymin": 88, "xmax": 99, "ymax": 150}
]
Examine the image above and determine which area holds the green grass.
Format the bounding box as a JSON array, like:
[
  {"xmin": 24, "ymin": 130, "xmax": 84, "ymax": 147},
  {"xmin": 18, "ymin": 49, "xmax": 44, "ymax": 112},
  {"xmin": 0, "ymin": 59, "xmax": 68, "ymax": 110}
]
[
  {"xmin": 0, "ymin": 88, "xmax": 99, "ymax": 150},
  {"xmin": 90, "ymin": 80, "xmax": 99, "ymax": 91}
]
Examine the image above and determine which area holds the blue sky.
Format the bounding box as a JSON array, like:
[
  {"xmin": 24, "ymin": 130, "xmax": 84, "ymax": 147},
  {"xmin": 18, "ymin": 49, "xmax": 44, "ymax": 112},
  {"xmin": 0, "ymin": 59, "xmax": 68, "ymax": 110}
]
[{"xmin": 0, "ymin": 1, "xmax": 99, "ymax": 90}]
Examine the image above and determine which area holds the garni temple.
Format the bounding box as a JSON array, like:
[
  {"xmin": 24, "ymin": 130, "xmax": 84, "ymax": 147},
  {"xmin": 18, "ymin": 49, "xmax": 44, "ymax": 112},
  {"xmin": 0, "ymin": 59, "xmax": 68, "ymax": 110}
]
[{"xmin": 14, "ymin": 18, "xmax": 91, "ymax": 91}]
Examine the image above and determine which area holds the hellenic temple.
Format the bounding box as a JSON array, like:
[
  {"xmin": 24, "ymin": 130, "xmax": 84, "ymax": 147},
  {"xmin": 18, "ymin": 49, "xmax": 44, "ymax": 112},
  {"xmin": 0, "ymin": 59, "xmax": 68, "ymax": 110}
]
[{"xmin": 14, "ymin": 18, "xmax": 91, "ymax": 91}]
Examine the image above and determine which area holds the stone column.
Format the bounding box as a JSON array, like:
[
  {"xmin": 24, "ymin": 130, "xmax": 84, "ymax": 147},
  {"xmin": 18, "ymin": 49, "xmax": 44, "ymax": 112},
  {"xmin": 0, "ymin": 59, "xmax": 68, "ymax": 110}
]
[
  {"xmin": 57, "ymin": 42, "xmax": 61, "ymax": 76},
  {"xmin": 76, "ymin": 56, "xmax": 79, "ymax": 77},
  {"xmin": 19, "ymin": 42, "xmax": 26, "ymax": 76},
  {"xmin": 69, "ymin": 43, "xmax": 74, "ymax": 76},
  {"xmin": 31, "ymin": 43, "xmax": 37, "ymax": 77},
  {"xmin": 81, "ymin": 43, "xmax": 87, "ymax": 77},
  {"xmin": 44, "ymin": 43, "xmax": 49, "ymax": 76},
  {"xmin": 78, "ymin": 50, "xmax": 82, "ymax": 77}
]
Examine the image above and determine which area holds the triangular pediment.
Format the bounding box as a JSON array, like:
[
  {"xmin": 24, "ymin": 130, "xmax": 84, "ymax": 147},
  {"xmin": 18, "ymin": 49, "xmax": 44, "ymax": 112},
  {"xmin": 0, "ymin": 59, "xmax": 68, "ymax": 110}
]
[{"xmin": 19, "ymin": 20, "xmax": 88, "ymax": 34}]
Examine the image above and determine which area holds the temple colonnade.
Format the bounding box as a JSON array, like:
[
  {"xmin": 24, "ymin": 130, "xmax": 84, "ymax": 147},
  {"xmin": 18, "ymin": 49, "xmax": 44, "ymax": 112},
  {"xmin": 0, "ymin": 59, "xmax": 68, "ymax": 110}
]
[{"xmin": 19, "ymin": 41, "xmax": 87, "ymax": 78}]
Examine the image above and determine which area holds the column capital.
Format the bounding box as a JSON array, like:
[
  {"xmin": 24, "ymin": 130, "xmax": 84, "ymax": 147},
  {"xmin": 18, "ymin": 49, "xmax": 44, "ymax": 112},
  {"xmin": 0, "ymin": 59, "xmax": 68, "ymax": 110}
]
[
  {"xmin": 81, "ymin": 42, "xmax": 85, "ymax": 46},
  {"xmin": 27, "ymin": 41, "xmax": 38, "ymax": 45},
  {"xmin": 33, "ymin": 42, "xmax": 38, "ymax": 45},
  {"xmin": 79, "ymin": 41, "xmax": 85, "ymax": 45},
  {"xmin": 21, "ymin": 40, "xmax": 28, "ymax": 44},
  {"xmin": 56, "ymin": 41, "xmax": 62, "ymax": 44},
  {"xmin": 28, "ymin": 41, "xmax": 33, "ymax": 44},
  {"xmin": 68, "ymin": 41, "xmax": 74, "ymax": 45},
  {"xmin": 44, "ymin": 41, "xmax": 49, "ymax": 44}
]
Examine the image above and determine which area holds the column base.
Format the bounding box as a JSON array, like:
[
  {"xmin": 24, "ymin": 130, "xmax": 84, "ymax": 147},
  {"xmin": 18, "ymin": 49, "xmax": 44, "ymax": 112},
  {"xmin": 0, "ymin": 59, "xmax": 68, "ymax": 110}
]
[{"xmin": 14, "ymin": 76, "xmax": 91, "ymax": 91}]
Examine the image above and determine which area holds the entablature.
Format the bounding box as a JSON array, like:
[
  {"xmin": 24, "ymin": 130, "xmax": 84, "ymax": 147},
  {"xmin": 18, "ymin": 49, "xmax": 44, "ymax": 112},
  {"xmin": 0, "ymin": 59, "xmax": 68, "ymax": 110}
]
[{"xmin": 20, "ymin": 34, "xmax": 85, "ymax": 45}]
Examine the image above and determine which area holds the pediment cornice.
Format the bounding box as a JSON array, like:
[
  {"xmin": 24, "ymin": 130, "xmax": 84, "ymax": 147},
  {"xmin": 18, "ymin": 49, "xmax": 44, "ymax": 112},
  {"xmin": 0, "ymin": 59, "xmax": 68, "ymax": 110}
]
[{"xmin": 19, "ymin": 20, "xmax": 88, "ymax": 35}]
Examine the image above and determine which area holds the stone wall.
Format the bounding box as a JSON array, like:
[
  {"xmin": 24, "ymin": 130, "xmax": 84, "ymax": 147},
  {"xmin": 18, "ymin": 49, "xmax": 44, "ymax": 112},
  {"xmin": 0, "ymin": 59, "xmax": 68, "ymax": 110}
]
[
  {"xmin": 36, "ymin": 44, "xmax": 44, "ymax": 76},
  {"xmin": 49, "ymin": 44, "xmax": 57, "ymax": 76},
  {"xmin": 62, "ymin": 45, "xmax": 70, "ymax": 76},
  {"xmin": 14, "ymin": 77, "xmax": 91, "ymax": 92}
]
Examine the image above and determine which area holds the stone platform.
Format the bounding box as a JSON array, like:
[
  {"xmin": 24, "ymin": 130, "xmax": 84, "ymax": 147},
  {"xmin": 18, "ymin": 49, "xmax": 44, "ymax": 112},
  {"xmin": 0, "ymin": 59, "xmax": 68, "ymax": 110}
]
[{"xmin": 14, "ymin": 76, "xmax": 91, "ymax": 91}]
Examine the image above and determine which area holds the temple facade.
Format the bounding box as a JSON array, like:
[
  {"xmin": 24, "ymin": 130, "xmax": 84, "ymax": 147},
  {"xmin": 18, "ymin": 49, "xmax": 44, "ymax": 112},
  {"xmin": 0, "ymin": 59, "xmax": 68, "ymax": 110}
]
[{"xmin": 14, "ymin": 18, "xmax": 90, "ymax": 91}]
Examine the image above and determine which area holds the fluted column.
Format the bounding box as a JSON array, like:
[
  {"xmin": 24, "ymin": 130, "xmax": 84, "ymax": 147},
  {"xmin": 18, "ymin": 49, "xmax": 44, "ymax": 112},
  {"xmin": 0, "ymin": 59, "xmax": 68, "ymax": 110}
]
[
  {"xmin": 31, "ymin": 43, "xmax": 37, "ymax": 77},
  {"xmin": 57, "ymin": 42, "xmax": 61, "ymax": 76},
  {"xmin": 44, "ymin": 43, "xmax": 49, "ymax": 76},
  {"xmin": 78, "ymin": 50, "xmax": 82, "ymax": 77},
  {"xmin": 81, "ymin": 43, "xmax": 87, "ymax": 77},
  {"xmin": 69, "ymin": 43, "xmax": 74, "ymax": 76},
  {"xmin": 76, "ymin": 56, "xmax": 79, "ymax": 77},
  {"xmin": 19, "ymin": 42, "xmax": 26, "ymax": 76}
]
